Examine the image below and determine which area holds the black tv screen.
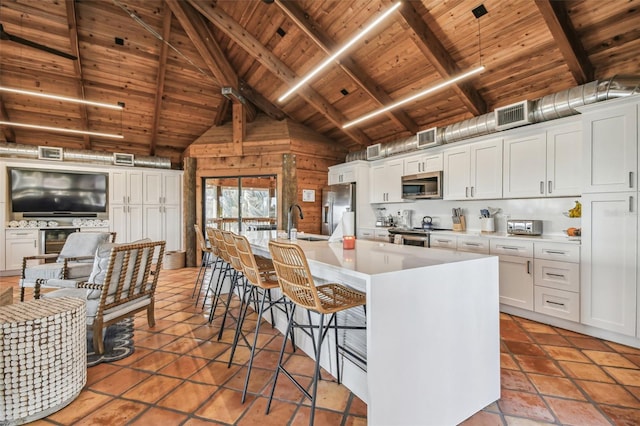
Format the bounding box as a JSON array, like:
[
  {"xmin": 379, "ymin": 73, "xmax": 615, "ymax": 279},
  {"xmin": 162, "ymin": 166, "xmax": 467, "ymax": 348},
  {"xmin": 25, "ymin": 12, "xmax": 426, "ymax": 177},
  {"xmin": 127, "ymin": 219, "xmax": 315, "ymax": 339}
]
[{"xmin": 9, "ymin": 168, "xmax": 108, "ymax": 216}]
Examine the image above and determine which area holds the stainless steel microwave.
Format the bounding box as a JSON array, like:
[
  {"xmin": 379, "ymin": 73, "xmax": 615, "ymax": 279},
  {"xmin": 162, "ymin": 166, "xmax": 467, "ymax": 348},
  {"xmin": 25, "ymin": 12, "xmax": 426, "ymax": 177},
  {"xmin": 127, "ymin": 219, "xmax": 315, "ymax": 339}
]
[{"xmin": 401, "ymin": 171, "xmax": 442, "ymax": 199}]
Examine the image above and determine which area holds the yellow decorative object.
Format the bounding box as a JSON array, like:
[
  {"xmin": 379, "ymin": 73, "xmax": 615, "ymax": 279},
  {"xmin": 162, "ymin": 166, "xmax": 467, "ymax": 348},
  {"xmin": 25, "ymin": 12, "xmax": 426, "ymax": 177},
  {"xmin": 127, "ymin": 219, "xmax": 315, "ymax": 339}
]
[{"xmin": 568, "ymin": 201, "xmax": 582, "ymax": 218}]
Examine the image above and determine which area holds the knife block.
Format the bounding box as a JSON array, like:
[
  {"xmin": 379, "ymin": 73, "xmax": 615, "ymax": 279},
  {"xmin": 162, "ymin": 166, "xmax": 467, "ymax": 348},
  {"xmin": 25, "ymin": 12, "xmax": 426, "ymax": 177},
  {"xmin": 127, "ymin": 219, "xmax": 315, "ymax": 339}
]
[{"xmin": 452, "ymin": 215, "xmax": 466, "ymax": 232}]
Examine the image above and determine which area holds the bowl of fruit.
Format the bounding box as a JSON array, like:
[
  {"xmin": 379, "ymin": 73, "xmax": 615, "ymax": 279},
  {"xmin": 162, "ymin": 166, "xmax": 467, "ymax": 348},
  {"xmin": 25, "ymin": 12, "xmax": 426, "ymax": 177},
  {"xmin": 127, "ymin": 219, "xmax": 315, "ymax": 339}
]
[
  {"xmin": 563, "ymin": 201, "xmax": 582, "ymax": 218},
  {"xmin": 565, "ymin": 227, "xmax": 581, "ymax": 237}
]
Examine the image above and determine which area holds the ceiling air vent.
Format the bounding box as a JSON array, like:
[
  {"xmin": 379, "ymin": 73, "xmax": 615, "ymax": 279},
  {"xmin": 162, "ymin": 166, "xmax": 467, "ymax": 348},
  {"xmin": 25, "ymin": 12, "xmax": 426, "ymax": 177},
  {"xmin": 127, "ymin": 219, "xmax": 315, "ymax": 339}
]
[
  {"xmin": 495, "ymin": 100, "xmax": 533, "ymax": 131},
  {"xmin": 113, "ymin": 152, "xmax": 134, "ymax": 166},
  {"xmin": 416, "ymin": 127, "xmax": 440, "ymax": 149},
  {"xmin": 366, "ymin": 143, "xmax": 383, "ymax": 160}
]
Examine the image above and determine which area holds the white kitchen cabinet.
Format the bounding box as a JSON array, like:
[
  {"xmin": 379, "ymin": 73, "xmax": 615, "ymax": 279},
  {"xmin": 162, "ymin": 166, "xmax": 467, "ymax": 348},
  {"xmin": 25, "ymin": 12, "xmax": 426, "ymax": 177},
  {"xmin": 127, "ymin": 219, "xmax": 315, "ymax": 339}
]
[
  {"xmin": 110, "ymin": 170, "xmax": 144, "ymax": 244},
  {"xmin": 357, "ymin": 227, "xmax": 375, "ymax": 240},
  {"xmin": 143, "ymin": 171, "xmax": 182, "ymax": 205},
  {"xmin": 533, "ymin": 241, "xmax": 580, "ymax": 322},
  {"xmin": 374, "ymin": 228, "xmax": 390, "ymax": 242},
  {"xmin": 110, "ymin": 169, "xmax": 143, "ymax": 206},
  {"xmin": 491, "ymin": 239, "xmax": 534, "ymax": 310},
  {"xmin": 429, "ymin": 234, "xmax": 456, "ymax": 250},
  {"xmin": 582, "ymin": 99, "xmax": 637, "ymax": 194},
  {"xmin": 503, "ymin": 121, "xmax": 581, "ymax": 198},
  {"xmin": 443, "ymin": 139, "xmax": 502, "ymax": 200},
  {"xmin": 404, "ymin": 153, "xmax": 443, "ymax": 175},
  {"xmin": 370, "ymin": 158, "xmax": 404, "ymax": 203},
  {"xmin": 581, "ymin": 192, "xmax": 637, "ymax": 336},
  {"xmin": 328, "ymin": 163, "xmax": 357, "ymax": 185},
  {"xmin": 5, "ymin": 229, "xmax": 39, "ymax": 270},
  {"xmin": 143, "ymin": 204, "xmax": 181, "ymax": 251},
  {"xmin": 456, "ymin": 236, "xmax": 490, "ymax": 254}
]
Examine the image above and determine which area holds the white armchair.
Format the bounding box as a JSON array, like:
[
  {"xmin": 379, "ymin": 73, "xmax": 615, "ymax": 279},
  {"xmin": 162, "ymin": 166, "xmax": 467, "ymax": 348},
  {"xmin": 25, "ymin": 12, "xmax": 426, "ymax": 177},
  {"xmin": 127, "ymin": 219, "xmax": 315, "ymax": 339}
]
[
  {"xmin": 44, "ymin": 240, "xmax": 165, "ymax": 354},
  {"xmin": 19, "ymin": 231, "xmax": 116, "ymax": 301}
]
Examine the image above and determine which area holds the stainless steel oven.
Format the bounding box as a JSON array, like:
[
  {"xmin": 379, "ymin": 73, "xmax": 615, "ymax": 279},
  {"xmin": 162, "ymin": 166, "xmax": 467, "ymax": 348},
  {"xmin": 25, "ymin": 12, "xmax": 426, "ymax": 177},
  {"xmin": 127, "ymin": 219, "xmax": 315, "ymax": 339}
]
[
  {"xmin": 39, "ymin": 228, "xmax": 80, "ymax": 254},
  {"xmin": 401, "ymin": 234, "xmax": 430, "ymax": 247}
]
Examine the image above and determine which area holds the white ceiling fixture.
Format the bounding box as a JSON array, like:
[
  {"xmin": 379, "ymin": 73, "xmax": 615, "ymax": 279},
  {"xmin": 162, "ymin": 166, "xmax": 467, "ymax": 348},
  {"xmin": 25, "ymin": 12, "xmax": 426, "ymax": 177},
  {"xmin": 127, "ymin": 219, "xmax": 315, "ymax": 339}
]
[
  {"xmin": 0, "ymin": 86, "xmax": 124, "ymax": 110},
  {"xmin": 278, "ymin": 2, "xmax": 402, "ymax": 102},
  {"xmin": 0, "ymin": 121, "xmax": 124, "ymax": 139},
  {"xmin": 343, "ymin": 66, "xmax": 485, "ymax": 129}
]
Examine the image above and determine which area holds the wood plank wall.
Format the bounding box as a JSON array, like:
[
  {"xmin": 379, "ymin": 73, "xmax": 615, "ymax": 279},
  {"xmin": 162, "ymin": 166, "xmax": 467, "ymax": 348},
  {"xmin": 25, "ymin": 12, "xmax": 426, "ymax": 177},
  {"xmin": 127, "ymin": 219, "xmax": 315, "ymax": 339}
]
[{"xmin": 184, "ymin": 114, "xmax": 347, "ymax": 235}]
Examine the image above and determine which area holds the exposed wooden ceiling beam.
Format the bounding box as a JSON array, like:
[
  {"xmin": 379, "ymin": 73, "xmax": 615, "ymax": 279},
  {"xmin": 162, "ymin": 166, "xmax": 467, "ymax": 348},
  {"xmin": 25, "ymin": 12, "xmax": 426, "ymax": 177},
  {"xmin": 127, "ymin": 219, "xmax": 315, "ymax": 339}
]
[
  {"xmin": 65, "ymin": 0, "xmax": 91, "ymax": 149},
  {"xmin": 275, "ymin": 0, "xmax": 418, "ymax": 134},
  {"xmin": 188, "ymin": 0, "xmax": 370, "ymax": 147},
  {"xmin": 535, "ymin": 0, "xmax": 594, "ymax": 84},
  {"xmin": 238, "ymin": 79, "xmax": 287, "ymax": 121},
  {"xmin": 0, "ymin": 97, "xmax": 16, "ymax": 143},
  {"xmin": 399, "ymin": 2, "xmax": 486, "ymax": 116},
  {"xmin": 149, "ymin": 6, "xmax": 172, "ymax": 156}
]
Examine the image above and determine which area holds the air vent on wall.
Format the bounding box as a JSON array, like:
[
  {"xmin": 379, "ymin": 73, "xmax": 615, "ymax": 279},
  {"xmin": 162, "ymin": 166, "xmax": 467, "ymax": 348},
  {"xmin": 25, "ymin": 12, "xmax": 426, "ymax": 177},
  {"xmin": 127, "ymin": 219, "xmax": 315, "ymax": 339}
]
[
  {"xmin": 495, "ymin": 100, "xmax": 534, "ymax": 131},
  {"xmin": 38, "ymin": 146, "xmax": 63, "ymax": 161},
  {"xmin": 113, "ymin": 152, "xmax": 134, "ymax": 166},
  {"xmin": 366, "ymin": 143, "xmax": 382, "ymax": 160},
  {"xmin": 416, "ymin": 127, "xmax": 440, "ymax": 149}
]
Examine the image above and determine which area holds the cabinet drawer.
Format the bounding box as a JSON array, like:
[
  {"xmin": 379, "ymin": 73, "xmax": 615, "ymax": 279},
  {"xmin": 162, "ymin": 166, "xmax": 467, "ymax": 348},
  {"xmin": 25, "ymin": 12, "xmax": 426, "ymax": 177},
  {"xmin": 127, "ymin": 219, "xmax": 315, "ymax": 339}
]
[
  {"xmin": 534, "ymin": 286, "xmax": 579, "ymax": 322},
  {"xmin": 535, "ymin": 243, "xmax": 580, "ymax": 263},
  {"xmin": 357, "ymin": 228, "xmax": 375, "ymax": 240},
  {"xmin": 491, "ymin": 239, "xmax": 534, "ymax": 257},
  {"xmin": 430, "ymin": 236, "xmax": 457, "ymax": 250},
  {"xmin": 374, "ymin": 229, "xmax": 390, "ymax": 241},
  {"xmin": 5, "ymin": 229, "xmax": 38, "ymax": 239},
  {"xmin": 457, "ymin": 237, "xmax": 489, "ymax": 254},
  {"xmin": 534, "ymin": 259, "xmax": 579, "ymax": 292}
]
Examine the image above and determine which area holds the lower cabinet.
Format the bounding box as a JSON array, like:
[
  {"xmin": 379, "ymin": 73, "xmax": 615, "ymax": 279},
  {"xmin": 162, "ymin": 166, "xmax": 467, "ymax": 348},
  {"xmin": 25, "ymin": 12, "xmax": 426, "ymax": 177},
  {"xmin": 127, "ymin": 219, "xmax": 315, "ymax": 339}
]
[
  {"xmin": 491, "ymin": 240, "xmax": 534, "ymax": 310},
  {"xmin": 533, "ymin": 243, "xmax": 580, "ymax": 322},
  {"xmin": 5, "ymin": 229, "xmax": 39, "ymax": 270},
  {"xmin": 143, "ymin": 204, "xmax": 182, "ymax": 251},
  {"xmin": 429, "ymin": 234, "xmax": 457, "ymax": 250},
  {"xmin": 110, "ymin": 204, "xmax": 144, "ymax": 243}
]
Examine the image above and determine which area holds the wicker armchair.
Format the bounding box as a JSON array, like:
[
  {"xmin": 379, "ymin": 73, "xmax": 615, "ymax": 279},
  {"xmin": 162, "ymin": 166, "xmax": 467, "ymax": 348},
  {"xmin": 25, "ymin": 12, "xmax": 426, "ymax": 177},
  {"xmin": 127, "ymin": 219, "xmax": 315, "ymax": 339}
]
[
  {"xmin": 19, "ymin": 231, "xmax": 116, "ymax": 301},
  {"xmin": 43, "ymin": 240, "xmax": 165, "ymax": 354}
]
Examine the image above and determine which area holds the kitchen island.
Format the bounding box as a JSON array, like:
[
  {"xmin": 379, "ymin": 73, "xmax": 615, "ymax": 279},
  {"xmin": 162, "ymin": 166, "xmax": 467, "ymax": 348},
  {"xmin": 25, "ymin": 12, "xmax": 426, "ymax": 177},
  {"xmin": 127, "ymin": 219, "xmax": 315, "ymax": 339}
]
[{"xmin": 245, "ymin": 232, "xmax": 500, "ymax": 426}]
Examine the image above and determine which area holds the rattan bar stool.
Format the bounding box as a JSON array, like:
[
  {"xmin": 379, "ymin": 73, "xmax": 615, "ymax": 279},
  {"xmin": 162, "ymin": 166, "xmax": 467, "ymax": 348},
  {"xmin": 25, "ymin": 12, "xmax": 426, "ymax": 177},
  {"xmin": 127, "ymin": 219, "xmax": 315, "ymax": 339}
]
[
  {"xmin": 229, "ymin": 234, "xmax": 296, "ymax": 403},
  {"xmin": 203, "ymin": 228, "xmax": 233, "ymax": 313},
  {"xmin": 267, "ymin": 240, "xmax": 366, "ymax": 426},
  {"xmin": 193, "ymin": 224, "xmax": 217, "ymax": 305}
]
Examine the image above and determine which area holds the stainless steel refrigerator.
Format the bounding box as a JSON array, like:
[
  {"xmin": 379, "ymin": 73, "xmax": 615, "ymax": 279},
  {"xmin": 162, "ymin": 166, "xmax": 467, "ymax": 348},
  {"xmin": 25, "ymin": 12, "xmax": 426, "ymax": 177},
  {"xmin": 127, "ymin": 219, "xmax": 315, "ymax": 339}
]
[{"xmin": 321, "ymin": 183, "xmax": 356, "ymax": 236}]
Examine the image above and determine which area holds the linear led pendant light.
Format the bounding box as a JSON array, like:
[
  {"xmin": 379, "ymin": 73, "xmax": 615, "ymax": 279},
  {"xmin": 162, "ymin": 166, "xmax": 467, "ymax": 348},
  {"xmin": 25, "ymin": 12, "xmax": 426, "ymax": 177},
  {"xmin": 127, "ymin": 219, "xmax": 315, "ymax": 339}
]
[
  {"xmin": 0, "ymin": 86, "xmax": 124, "ymax": 110},
  {"xmin": 278, "ymin": 2, "xmax": 402, "ymax": 102},
  {"xmin": 343, "ymin": 66, "xmax": 485, "ymax": 128},
  {"xmin": 0, "ymin": 121, "xmax": 125, "ymax": 139}
]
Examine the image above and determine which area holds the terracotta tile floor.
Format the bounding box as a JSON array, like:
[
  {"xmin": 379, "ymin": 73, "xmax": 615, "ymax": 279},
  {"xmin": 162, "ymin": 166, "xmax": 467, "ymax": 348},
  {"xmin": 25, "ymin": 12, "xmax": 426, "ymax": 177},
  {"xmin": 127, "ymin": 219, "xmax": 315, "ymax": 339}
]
[{"xmin": 3, "ymin": 268, "xmax": 640, "ymax": 425}]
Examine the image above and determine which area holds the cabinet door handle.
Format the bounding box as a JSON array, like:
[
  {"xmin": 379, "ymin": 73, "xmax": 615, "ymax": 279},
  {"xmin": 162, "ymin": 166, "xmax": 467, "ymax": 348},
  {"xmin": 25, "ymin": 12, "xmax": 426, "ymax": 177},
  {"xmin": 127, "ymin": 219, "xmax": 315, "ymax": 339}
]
[
  {"xmin": 630, "ymin": 171, "xmax": 634, "ymax": 189},
  {"xmin": 546, "ymin": 273, "xmax": 566, "ymax": 278},
  {"xmin": 470, "ymin": 186, "xmax": 475, "ymax": 197},
  {"xmin": 546, "ymin": 300, "xmax": 565, "ymax": 307},
  {"xmin": 544, "ymin": 250, "xmax": 566, "ymax": 255},
  {"xmin": 465, "ymin": 187, "xmax": 469, "ymax": 198},
  {"xmin": 630, "ymin": 196, "xmax": 634, "ymax": 213},
  {"xmin": 464, "ymin": 242, "xmax": 480, "ymax": 247},
  {"xmin": 33, "ymin": 241, "xmax": 37, "ymax": 248},
  {"xmin": 501, "ymin": 246, "xmax": 521, "ymax": 251},
  {"xmin": 539, "ymin": 181, "xmax": 544, "ymax": 194},
  {"xmin": 123, "ymin": 206, "xmax": 127, "ymax": 213},
  {"xmin": 526, "ymin": 260, "xmax": 531, "ymax": 274},
  {"xmin": 123, "ymin": 196, "xmax": 126, "ymax": 204},
  {"xmin": 548, "ymin": 180, "xmax": 552, "ymax": 194}
]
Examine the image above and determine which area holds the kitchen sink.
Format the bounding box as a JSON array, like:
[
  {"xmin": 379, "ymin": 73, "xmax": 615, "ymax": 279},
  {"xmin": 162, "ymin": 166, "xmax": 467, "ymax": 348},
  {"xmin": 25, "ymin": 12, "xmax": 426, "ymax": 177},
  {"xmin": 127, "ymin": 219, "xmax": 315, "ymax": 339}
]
[{"xmin": 295, "ymin": 236, "xmax": 327, "ymax": 241}]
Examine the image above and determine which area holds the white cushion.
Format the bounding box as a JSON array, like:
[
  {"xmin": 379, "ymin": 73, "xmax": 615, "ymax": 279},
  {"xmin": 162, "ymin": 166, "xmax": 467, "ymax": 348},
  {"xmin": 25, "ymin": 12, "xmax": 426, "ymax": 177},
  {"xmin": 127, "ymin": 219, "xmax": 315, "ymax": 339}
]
[
  {"xmin": 57, "ymin": 232, "xmax": 111, "ymax": 263},
  {"xmin": 22, "ymin": 262, "xmax": 93, "ymax": 281}
]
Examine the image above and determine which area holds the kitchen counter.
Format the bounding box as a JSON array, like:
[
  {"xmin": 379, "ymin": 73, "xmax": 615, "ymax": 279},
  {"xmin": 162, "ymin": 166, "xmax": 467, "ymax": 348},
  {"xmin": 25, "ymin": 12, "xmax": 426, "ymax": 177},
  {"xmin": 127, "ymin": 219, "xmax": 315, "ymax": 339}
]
[{"xmin": 245, "ymin": 231, "xmax": 500, "ymax": 426}]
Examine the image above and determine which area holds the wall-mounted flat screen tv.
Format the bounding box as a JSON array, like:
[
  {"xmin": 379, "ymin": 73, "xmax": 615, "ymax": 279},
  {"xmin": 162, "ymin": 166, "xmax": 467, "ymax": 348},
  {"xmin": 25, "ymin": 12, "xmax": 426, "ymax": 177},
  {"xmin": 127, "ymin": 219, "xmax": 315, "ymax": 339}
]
[{"xmin": 9, "ymin": 167, "xmax": 108, "ymax": 217}]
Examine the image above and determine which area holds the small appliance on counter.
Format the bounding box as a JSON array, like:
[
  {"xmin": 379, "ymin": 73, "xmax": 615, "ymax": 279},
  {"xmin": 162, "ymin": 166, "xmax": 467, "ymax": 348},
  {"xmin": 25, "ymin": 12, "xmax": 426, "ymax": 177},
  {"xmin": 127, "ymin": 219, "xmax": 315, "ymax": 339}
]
[{"xmin": 507, "ymin": 219, "xmax": 543, "ymax": 236}]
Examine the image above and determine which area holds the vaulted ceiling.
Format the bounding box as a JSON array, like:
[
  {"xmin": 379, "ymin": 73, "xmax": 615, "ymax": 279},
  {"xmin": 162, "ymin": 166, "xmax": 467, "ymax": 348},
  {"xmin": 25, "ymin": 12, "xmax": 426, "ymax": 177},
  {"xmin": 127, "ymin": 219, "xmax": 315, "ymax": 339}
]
[{"xmin": 0, "ymin": 0, "xmax": 638, "ymax": 167}]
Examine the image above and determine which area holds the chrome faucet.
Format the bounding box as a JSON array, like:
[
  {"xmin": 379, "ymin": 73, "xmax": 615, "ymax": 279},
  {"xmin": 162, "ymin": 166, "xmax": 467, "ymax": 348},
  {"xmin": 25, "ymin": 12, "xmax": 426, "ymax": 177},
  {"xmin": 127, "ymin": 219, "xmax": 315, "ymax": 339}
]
[{"xmin": 287, "ymin": 204, "xmax": 304, "ymax": 238}]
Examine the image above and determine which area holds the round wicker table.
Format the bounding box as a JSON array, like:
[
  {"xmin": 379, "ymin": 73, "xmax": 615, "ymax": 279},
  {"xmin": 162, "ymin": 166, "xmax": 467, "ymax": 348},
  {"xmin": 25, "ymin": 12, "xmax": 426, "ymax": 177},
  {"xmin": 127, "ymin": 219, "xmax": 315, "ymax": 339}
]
[{"xmin": 0, "ymin": 296, "xmax": 86, "ymax": 425}]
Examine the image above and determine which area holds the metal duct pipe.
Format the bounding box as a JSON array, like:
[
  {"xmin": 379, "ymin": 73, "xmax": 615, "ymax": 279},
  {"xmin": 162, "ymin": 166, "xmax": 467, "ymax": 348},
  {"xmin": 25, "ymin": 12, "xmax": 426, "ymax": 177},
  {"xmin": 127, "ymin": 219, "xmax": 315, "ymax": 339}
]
[
  {"xmin": 0, "ymin": 142, "xmax": 172, "ymax": 169},
  {"xmin": 346, "ymin": 75, "xmax": 640, "ymax": 162}
]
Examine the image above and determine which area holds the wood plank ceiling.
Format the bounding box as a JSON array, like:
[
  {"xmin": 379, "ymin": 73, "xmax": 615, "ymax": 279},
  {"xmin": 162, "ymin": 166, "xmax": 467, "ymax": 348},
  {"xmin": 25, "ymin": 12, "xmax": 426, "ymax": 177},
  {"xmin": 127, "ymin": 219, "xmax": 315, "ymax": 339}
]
[{"xmin": 0, "ymin": 0, "xmax": 638, "ymax": 167}]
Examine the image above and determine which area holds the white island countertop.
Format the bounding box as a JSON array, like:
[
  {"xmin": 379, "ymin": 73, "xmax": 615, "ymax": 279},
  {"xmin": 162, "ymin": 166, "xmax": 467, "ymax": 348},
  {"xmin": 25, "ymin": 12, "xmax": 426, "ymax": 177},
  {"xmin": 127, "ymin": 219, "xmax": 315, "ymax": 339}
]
[{"xmin": 245, "ymin": 231, "xmax": 501, "ymax": 426}]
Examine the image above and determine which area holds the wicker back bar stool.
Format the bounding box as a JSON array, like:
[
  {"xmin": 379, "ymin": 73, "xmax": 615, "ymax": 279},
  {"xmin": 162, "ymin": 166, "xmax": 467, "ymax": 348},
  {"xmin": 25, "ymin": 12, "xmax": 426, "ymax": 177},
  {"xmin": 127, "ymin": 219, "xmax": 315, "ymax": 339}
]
[
  {"xmin": 202, "ymin": 228, "xmax": 232, "ymax": 317},
  {"xmin": 229, "ymin": 234, "xmax": 296, "ymax": 403},
  {"xmin": 267, "ymin": 240, "xmax": 366, "ymax": 425},
  {"xmin": 193, "ymin": 224, "xmax": 217, "ymax": 304}
]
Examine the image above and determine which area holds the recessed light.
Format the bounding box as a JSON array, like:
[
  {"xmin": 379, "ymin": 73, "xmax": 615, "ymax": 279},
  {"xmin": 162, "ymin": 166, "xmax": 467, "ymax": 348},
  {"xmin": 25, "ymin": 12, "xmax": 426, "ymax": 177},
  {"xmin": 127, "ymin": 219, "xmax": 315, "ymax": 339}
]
[
  {"xmin": 115, "ymin": 37, "xmax": 124, "ymax": 46},
  {"xmin": 340, "ymin": 89, "xmax": 349, "ymax": 96},
  {"xmin": 276, "ymin": 27, "xmax": 286, "ymax": 37}
]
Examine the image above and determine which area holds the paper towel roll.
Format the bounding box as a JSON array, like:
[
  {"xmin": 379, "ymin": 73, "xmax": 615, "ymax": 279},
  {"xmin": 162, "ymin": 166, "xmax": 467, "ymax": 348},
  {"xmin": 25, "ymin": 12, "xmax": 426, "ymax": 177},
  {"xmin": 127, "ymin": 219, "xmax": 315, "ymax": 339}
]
[{"xmin": 342, "ymin": 211, "xmax": 355, "ymax": 236}]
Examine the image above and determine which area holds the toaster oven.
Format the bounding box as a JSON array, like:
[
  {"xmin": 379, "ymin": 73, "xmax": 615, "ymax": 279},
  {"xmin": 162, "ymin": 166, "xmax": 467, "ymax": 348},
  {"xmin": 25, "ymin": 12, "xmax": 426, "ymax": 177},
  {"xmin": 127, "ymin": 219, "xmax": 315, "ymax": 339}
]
[{"xmin": 506, "ymin": 220, "xmax": 543, "ymax": 236}]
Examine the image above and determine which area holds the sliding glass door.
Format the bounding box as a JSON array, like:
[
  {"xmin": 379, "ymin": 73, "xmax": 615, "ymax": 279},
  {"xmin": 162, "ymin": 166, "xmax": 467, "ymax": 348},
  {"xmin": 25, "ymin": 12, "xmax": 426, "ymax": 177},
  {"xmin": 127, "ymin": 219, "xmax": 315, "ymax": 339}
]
[{"xmin": 203, "ymin": 175, "xmax": 277, "ymax": 233}]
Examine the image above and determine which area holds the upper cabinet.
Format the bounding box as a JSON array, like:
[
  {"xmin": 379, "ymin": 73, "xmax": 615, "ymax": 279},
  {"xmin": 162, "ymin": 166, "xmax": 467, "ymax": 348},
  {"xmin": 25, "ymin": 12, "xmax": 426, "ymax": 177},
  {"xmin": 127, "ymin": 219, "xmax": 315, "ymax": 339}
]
[
  {"xmin": 404, "ymin": 153, "xmax": 443, "ymax": 175},
  {"xmin": 503, "ymin": 120, "xmax": 581, "ymax": 198},
  {"xmin": 443, "ymin": 138, "xmax": 503, "ymax": 200},
  {"xmin": 582, "ymin": 100, "xmax": 638, "ymax": 194},
  {"xmin": 143, "ymin": 171, "xmax": 182, "ymax": 206},
  {"xmin": 328, "ymin": 163, "xmax": 358, "ymax": 185},
  {"xmin": 110, "ymin": 169, "xmax": 143, "ymax": 206},
  {"xmin": 370, "ymin": 158, "xmax": 404, "ymax": 203}
]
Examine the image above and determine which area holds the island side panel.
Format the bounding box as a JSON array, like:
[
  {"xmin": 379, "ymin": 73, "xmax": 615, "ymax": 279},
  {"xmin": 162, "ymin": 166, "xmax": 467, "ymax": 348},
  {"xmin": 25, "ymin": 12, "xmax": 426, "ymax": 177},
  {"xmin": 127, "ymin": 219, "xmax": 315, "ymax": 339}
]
[{"xmin": 367, "ymin": 256, "xmax": 500, "ymax": 426}]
